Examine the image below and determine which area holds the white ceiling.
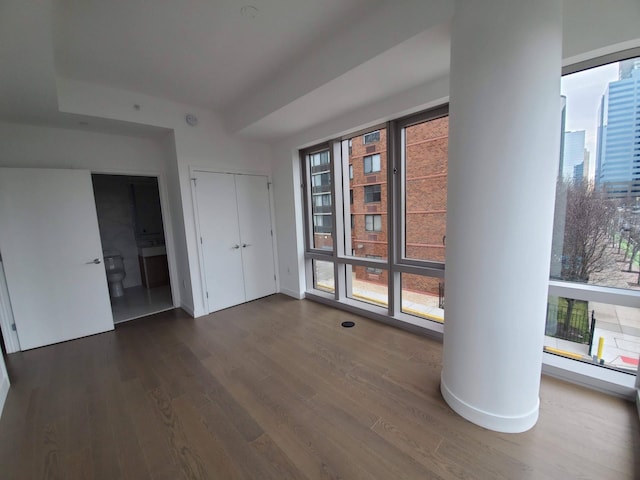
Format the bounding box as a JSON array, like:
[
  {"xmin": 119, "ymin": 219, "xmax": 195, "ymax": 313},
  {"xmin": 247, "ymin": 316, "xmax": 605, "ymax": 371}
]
[
  {"xmin": 53, "ymin": 0, "xmax": 381, "ymax": 111},
  {"xmin": 2, "ymin": 0, "xmax": 639, "ymax": 142},
  {"xmin": 242, "ymin": 24, "xmax": 451, "ymax": 139}
]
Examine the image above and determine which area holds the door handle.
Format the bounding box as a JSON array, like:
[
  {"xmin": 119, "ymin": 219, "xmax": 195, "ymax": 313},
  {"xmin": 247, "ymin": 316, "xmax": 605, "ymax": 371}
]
[
  {"xmin": 242, "ymin": 243, "xmax": 251, "ymax": 248},
  {"xmin": 232, "ymin": 244, "xmax": 240, "ymax": 249},
  {"xmin": 86, "ymin": 258, "xmax": 101, "ymax": 265}
]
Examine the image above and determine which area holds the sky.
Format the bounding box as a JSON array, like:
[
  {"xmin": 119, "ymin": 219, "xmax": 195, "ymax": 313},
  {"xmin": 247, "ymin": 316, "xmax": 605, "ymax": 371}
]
[{"xmin": 561, "ymin": 62, "xmax": 619, "ymax": 178}]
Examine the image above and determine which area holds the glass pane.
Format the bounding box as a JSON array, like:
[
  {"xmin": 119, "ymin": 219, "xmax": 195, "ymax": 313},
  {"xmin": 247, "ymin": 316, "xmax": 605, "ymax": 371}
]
[
  {"xmin": 308, "ymin": 150, "xmax": 333, "ymax": 251},
  {"xmin": 401, "ymin": 273, "xmax": 444, "ymax": 323},
  {"xmin": 545, "ymin": 295, "xmax": 639, "ymax": 375},
  {"xmin": 313, "ymin": 259, "xmax": 334, "ymax": 293},
  {"xmin": 347, "ymin": 265, "xmax": 388, "ymax": 308},
  {"xmin": 551, "ymin": 56, "xmax": 640, "ymax": 292},
  {"xmin": 404, "ymin": 116, "xmax": 448, "ymax": 262},
  {"xmin": 344, "ymin": 128, "xmax": 388, "ymax": 260}
]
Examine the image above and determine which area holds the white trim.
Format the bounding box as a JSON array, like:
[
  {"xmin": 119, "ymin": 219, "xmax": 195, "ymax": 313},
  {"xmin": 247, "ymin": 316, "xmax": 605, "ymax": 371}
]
[
  {"xmin": 0, "ymin": 260, "xmax": 20, "ymax": 353},
  {"xmin": 542, "ymin": 352, "xmax": 636, "ymax": 399},
  {"xmin": 440, "ymin": 375, "xmax": 539, "ymax": 433},
  {"xmin": 180, "ymin": 302, "xmax": 195, "ymax": 317},
  {"xmin": 0, "ymin": 374, "xmax": 9, "ymax": 420},
  {"xmin": 190, "ymin": 166, "xmax": 271, "ymax": 177},
  {"xmin": 189, "ymin": 170, "xmax": 210, "ymax": 314},
  {"xmin": 548, "ymin": 281, "xmax": 640, "ymax": 308},
  {"xmin": 305, "ymin": 291, "xmax": 443, "ymax": 341},
  {"xmin": 280, "ymin": 288, "xmax": 305, "ymax": 300}
]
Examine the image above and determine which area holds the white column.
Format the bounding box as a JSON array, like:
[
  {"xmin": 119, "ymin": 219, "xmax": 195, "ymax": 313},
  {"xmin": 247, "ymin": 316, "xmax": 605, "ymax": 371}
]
[{"xmin": 441, "ymin": 0, "xmax": 562, "ymax": 433}]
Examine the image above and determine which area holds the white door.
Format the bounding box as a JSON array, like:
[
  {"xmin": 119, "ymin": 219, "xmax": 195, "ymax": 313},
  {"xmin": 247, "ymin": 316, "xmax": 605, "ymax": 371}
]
[
  {"xmin": 194, "ymin": 172, "xmax": 246, "ymax": 312},
  {"xmin": 0, "ymin": 168, "xmax": 114, "ymax": 350},
  {"xmin": 235, "ymin": 174, "xmax": 276, "ymax": 302}
]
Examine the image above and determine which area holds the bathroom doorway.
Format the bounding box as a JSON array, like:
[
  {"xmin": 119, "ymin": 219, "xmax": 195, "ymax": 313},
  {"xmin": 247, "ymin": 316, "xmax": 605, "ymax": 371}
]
[{"xmin": 92, "ymin": 174, "xmax": 173, "ymax": 323}]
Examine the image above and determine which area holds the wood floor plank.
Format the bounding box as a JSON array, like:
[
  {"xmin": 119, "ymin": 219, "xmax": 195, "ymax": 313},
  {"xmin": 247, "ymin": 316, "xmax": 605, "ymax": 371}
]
[{"xmin": 0, "ymin": 294, "xmax": 638, "ymax": 480}]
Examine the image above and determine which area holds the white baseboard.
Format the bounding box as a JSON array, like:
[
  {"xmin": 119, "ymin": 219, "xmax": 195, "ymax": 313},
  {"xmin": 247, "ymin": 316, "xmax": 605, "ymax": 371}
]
[
  {"xmin": 280, "ymin": 288, "xmax": 305, "ymax": 300},
  {"xmin": 180, "ymin": 302, "xmax": 195, "ymax": 317},
  {"xmin": 0, "ymin": 375, "xmax": 9, "ymax": 420}
]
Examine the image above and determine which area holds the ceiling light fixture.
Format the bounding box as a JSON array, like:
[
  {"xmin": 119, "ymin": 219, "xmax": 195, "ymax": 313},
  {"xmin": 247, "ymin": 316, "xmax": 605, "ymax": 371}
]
[{"xmin": 240, "ymin": 5, "xmax": 259, "ymax": 18}]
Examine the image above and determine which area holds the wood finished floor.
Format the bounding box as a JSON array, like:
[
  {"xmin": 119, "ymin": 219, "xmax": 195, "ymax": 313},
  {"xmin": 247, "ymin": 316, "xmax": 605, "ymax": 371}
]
[{"xmin": 0, "ymin": 294, "xmax": 638, "ymax": 479}]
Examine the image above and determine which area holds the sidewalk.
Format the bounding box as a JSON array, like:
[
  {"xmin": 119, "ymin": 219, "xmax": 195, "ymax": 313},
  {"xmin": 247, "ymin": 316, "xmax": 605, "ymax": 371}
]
[
  {"xmin": 318, "ymin": 270, "xmax": 639, "ymax": 373},
  {"xmin": 590, "ymin": 302, "xmax": 640, "ymax": 371}
]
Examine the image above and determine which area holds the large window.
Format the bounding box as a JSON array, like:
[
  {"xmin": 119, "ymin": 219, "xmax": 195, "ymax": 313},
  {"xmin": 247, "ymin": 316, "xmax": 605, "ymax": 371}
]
[
  {"xmin": 304, "ymin": 146, "xmax": 333, "ymax": 251},
  {"xmin": 401, "ymin": 115, "xmax": 448, "ymax": 264},
  {"xmin": 547, "ymin": 53, "xmax": 640, "ymax": 376},
  {"xmin": 300, "ymin": 51, "xmax": 640, "ymax": 392},
  {"xmin": 301, "ymin": 108, "xmax": 448, "ymax": 325}
]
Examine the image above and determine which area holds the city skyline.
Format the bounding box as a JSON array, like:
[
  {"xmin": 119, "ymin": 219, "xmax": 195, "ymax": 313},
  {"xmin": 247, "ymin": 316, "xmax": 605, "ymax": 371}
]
[{"xmin": 561, "ymin": 62, "xmax": 618, "ymax": 179}]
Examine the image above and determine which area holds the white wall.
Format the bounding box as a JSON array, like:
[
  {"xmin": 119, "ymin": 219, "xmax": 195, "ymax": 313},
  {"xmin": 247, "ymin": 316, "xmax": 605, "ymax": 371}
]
[
  {"xmin": 0, "ymin": 122, "xmax": 166, "ymax": 172},
  {"xmin": 56, "ymin": 79, "xmax": 273, "ymax": 316},
  {"xmin": 0, "ymin": 122, "xmax": 183, "ymax": 305}
]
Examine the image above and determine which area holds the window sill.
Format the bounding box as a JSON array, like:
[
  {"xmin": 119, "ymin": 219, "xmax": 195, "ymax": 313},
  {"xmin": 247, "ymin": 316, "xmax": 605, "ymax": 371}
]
[{"xmin": 305, "ymin": 289, "xmax": 635, "ymax": 400}]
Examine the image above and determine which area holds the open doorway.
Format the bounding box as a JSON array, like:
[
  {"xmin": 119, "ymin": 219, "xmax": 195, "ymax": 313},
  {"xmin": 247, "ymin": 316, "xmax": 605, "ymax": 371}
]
[{"xmin": 92, "ymin": 174, "xmax": 173, "ymax": 323}]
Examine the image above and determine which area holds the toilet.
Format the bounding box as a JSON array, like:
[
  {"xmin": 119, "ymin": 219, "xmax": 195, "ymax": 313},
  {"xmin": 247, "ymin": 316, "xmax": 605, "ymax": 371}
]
[{"xmin": 104, "ymin": 252, "xmax": 126, "ymax": 298}]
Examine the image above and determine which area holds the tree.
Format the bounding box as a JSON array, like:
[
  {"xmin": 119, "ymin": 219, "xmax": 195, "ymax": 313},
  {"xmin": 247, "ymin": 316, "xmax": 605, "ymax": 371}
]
[
  {"xmin": 558, "ymin": 180, "xmax": 617, "ymax": 283},
  {"xmin": 554, "ymin": 180, "xmax": 617, "ymax": 338}
]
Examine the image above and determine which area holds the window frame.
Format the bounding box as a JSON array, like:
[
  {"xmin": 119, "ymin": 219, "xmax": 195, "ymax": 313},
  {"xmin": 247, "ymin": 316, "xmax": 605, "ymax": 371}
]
[
  {"xmin": 364, "ymin": 214, "xmax": 382, "ymax": 232},
  {"xmin": 363, "ymin": 154, "xmax": 381, "ymax": 174},
  {"xmin": 301, "ymin": 142, "xmax": 336, "ymax": 255},
  {"xmin": 299, "ymin": 47, "xmax": 640, "ymax": 397},
  {"xmin": 392, "ymin": 105, "xmax": 450, "ymax": 272},
  {"xmin": 364, "ymin": 184, "xmax": 382, "ymax": 203},
  {"xmin": 543, "ymin": 47, "xmax": 640, "ymax": 384},
  {"xmin": 363, "ymin": 130, "xmax": 380, "ymax": 144}
]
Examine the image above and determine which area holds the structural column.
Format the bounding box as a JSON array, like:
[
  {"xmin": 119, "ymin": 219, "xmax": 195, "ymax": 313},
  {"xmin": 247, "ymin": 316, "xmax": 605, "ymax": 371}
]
[{"xmin": 441, "ymin": 0, "xmax": 562, "ymax": 432}]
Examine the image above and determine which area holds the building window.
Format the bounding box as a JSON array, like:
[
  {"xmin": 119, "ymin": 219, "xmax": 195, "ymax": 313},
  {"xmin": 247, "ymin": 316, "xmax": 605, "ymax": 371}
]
[
  {"xmin": 311, "ymin": 172, "xmax": 331, "ymax": 187},
  {"xmin": 363, "ymin": 130, "xmax": 380, "ymax": 144},
  {"xmin": 364, "ymin": 154, "xmax": 381, "ymax": 174},
  {"xmin": 365, "ymin": 214, "xmax": 382, "ymax": 232},
  {"xmin": 366, "ymin": 255, "xmax": 383, "ymax": 274},
  {"xmin": 313, "ymin": 214, "xmax": 332, "ymax": 233},
  {"xmin": 349, "ymin": 164, "xmax": 353, "ymax": 179},
  {"xmin": 310, "ymin": 151, "xmax": 330, "ymax": 167},
  {"xmin": 351, "ymin": 214, "xmax": 355, "ymax": 228},
  {"xmin": 313, "ymin": 193, "xmax": 331, "ymax": 207},
  {"xmin": 364, "ymin": 185, "xmax": 381, "ymax": 203}
]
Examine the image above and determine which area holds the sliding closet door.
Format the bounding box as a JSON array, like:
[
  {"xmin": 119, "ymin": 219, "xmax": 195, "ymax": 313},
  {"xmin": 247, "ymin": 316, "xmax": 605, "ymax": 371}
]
[
  {"xmin": 235, "ymin": 174, "xmax": 277, "ymax": 302},
  {"xmin": 194, "ymin": 172, "xmax": 246, "ymax": 312}
]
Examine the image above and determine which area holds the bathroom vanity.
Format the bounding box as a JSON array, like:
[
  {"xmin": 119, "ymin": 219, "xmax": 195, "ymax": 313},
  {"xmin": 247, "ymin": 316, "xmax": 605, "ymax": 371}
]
[{"xmin": 138, "ymin": 245, "xmax": 169, "ymax": 288}]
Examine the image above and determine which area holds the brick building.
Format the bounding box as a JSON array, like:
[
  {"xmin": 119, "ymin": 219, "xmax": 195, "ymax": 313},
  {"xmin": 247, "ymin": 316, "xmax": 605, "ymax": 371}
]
[
  {"xmin": 309, "ymin": 116, "xmax": 448, "ymax": 298},
  {"xmin": 349, "ymin": 117, "xmax": 448, "ymax": 297}
]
